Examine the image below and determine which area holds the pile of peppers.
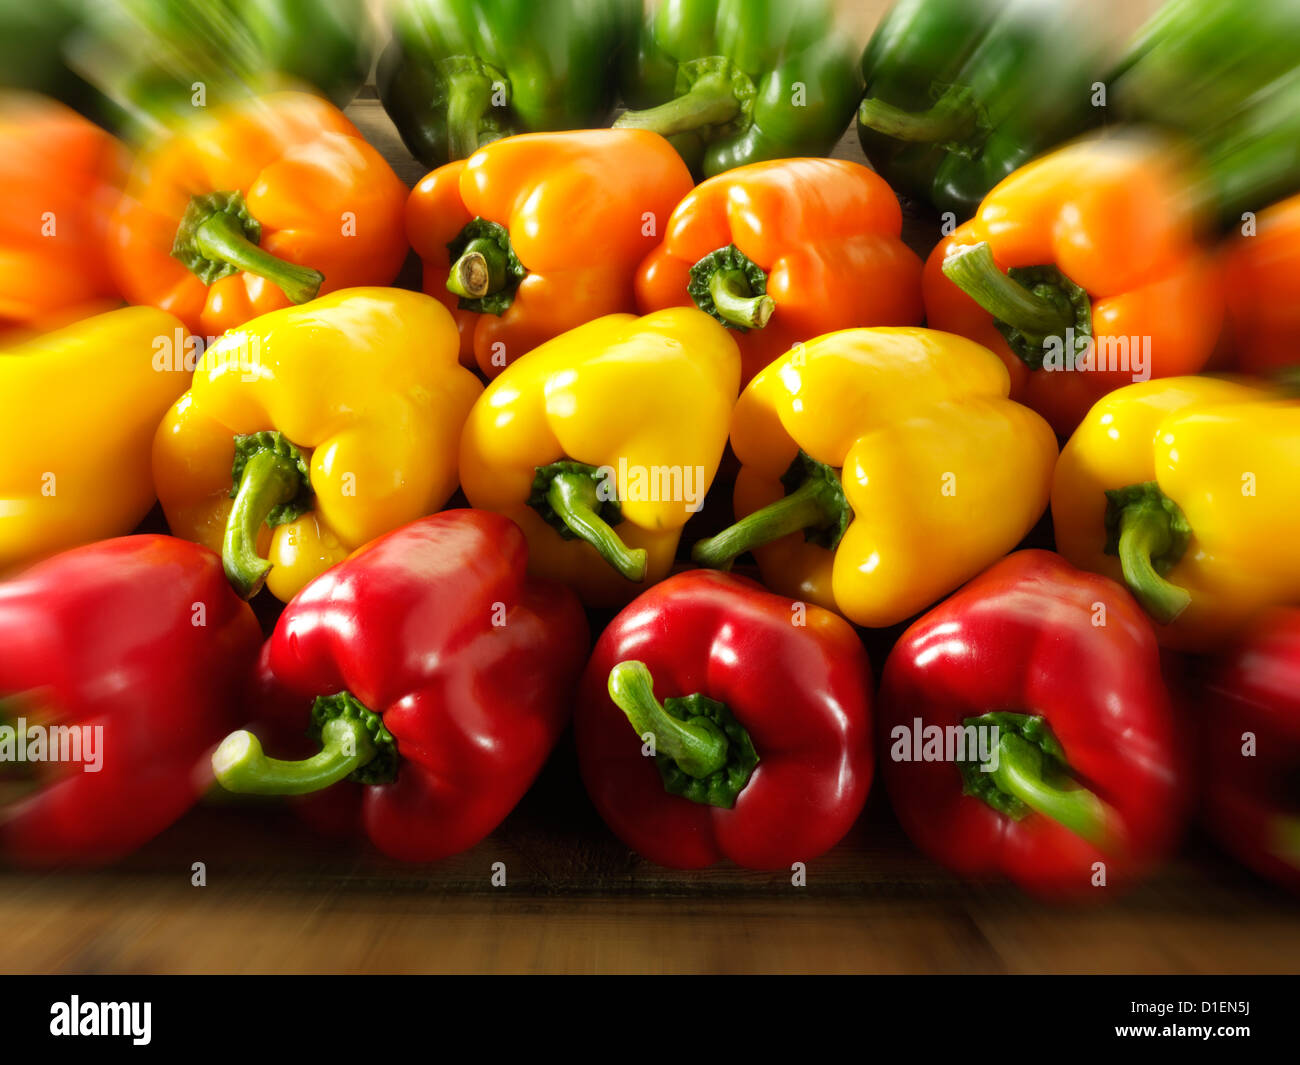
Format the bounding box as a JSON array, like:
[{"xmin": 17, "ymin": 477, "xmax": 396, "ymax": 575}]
[{"xmin": 0, "ymin": 0, "xmax": 1298, "ymax": 908}]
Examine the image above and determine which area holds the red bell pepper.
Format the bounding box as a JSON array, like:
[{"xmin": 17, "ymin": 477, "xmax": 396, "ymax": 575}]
[
  {"xmin": 0, "ymin": 536, "xmax": 261, "ymax": 865},
  {"xmin": 211, "ymin": 511, "xmax": 589, "ymax": 862},
  {"xmin": 1200, "ymin": 609, "xmax": 1300, "ymax": 891},
  {"xmin": 877, "ymin": 550, "xmax": 1187, "ymax": 898},
  {"xmin": 574, "ymin": 569, "xmax": 873, "ymax": 870}
]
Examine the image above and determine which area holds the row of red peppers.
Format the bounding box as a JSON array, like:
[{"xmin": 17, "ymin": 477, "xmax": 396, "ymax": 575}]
[{"xmin": 2, "ymin": 511, "xmax": 1294, "ymax": 899}]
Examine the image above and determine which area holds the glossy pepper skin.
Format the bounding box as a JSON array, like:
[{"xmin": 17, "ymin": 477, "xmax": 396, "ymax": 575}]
[
  {"xmin": 1, "ymin": 307, "xmax": 189, "ymax": 574},
  {"xmin": 879, "ymin": 550, "xmax": 1186, "ymax": 899},
  {"xmin": 378, "ymin": 0, "xmax": 636, "ymax": 169},
  {"xmin": 1224, "ymin": 194, "xmax": 1300, "ymax": 375},
  {"xmin": 212, "ymin": 511, "xmax": 589, "ymax": 863},
  {"xmin": 690, "ymin": 327, "xmax": 1057, "ymax": 628},
  {"xmin": 635, "ymin": 158, "xmax": 924, "ymax": 385},
  {"xmin": 924, "ymin": 135, "xmax": 1225, "ymax": 436},
  {"xmin": 856, "ymin": 0, "xmax": 1110, "ymax": 219},
  {"xmin": 1200, "ymin": 610, "xmax": 1300, "ymax": 892},
  {"xmin": 0, "ymin": 93, "xmax": 125, "ymax": 337},
  {"xmin": 407, "ymin": 129, "xmax": 693, "ymax": 377},
  {"xmin": 109, "ymin": 92, "xmax": 409, "ymax": 339},
  {"xmin": 1052, "ymin": 376, "xmax": 1300, "ymax": 653},
  {"xmin": 614, "ymin": 0, "xmax": 862, "ymax": 178},
  {"xmin": 0, "ymin": 536, "xmax": 261, "ymax": 866},
  {"xmin": 575, "ymin": 570, "xmax": 873, "ymax": 870},
  {"xmin": 459, "ymin": 309, "xmax": 740, "ymax": 607},
  {"xmin": 154, "ymin": 288, "xmax": 482, "ymax": 603}
]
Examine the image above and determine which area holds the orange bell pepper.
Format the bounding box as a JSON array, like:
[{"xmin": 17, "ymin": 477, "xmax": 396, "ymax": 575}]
[
  {"xmin": 923, "ymin": 136, "xmax": 1224, "ymax": 436},
  {"xmin": 635, "ymin": 158, "xmax": 924, "ymax": 384},
  {"xmin": 1224, "ymin": 193, "xmax": 1300, "ymax": 375},
  {"xmin": 406, "ymin": 129, "xmax": 694, "ymax": 377},
  {"xmin": 108, "ymin": 92, "xmax": 409, "ymax": 340},
  {"xmin": 0, "ymin": 93, "xmax": 125, "ymax": 338}
]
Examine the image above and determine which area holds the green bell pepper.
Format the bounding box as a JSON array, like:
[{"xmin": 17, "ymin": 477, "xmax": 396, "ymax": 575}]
[
  {"xmin": 1111, "ymin": 0, "xmax": 1300, "ymax": 224},
  {"xmin": 378, "ymin": 0, "xmax": 637, "ymax": 169},
  {"xmin": 855, "ymin": 0, "xmax": 1108, "ymax": 219},
  {"xmin": 613, "ymin": 0, "xmax": 862, "ymax": 178}
]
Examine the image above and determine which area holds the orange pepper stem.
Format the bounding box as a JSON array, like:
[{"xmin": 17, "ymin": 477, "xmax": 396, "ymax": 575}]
[
  {"xmin": 858, "ymin": 84, "xmax": 980, "ymax": 144},
  {"xmin": 191, "ymin": 208, "xmax": 324, "ymax": 305},
  {"xmin": 710, "ymin": 269, "xmax": 775, "ymax": 330},
  {"xmin": 447, "ymin": 237, "xmax": 508, "ymax": 299},
  {"xmin": 614, "ymin": 72, "xmax": 742, "ymax": 137},
  {"xmin": 941, "ymin": 241, "xmax": 1074, "ymax": 339}
]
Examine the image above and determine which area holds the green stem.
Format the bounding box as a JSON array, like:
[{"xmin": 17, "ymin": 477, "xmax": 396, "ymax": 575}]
[
  {"xmin": 942, "ymin": 241, "xmax": 1073, "ymax": 340},
  {"xmin": 1116, "ymin": 503, "xmax": 1193, "ymax": 625},
  {"xmin": 211, "ymin": 716, "xmax": 377, "ymax": 796},
  {"xmin": 447, "ymin": 237, "xmax": 508, "ymax": 299},
  {"xmin": 990, "ymin": 732, "xmax": 1110, "ymax": 848},
  {"xmin": 709, "ymin": 269, "xmax": 774, "ymax": 330},
  {"xmin": 607, "ymin": 661, "xmax": 728, "ymax": 779},
  {"xmin": 547, "ymin": 470, "xmax": 647, "ymax": 582},
  {"xmin": 193, "ymin": 211, "xmax": 323, "ymax": 305},
  {"xmin": 445, "ymin": 69, "xmax": 495, "ymax": 161},
  {"xmin": 691, "ymin": 474, "xmax": 835, "ymax": 571},
  {"xmin": 222, "ymin": 448, "xmax": 306, "ymax": 599},
  {"xmin": 858, "ymin": 93, "xmax": 977, "ymax": 143},
  {"xmin": 614, "ymin": 75, "xmax": 741, "ymax": 137}
]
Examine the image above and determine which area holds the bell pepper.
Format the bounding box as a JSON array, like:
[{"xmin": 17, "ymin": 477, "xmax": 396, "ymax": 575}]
[
  {"xmin": 459, "ymin": 308, "xmax": 740, "ymax": 606},
  {"xmin": 108, "ymin": 91, "xmax": 409, "ymax": 339},
  {"xmin": 1, "ymin": 306, "xmax": 189, "ymax": 574},
  {"xmin": 924, "ymin": 135, "xmax": 1225, "ymax": 436},
  {"xmin": 575, "ymin": 569, "xmax": 873, "ymax": 870},
  {"xmin": 856, "ymin": 0, "xmax": 1110, "ymax": 219},
  {"xmin": 0, "ymin": 93, "xmax": 125, "ymax": 337},
  {"xmin": 1200, "ymin": 609, "xmax": 1300, "ymax": 892},
  {"xmin": 634, "ymin": 157, "xmax": 924, "ymax": 385},
  {"xmin": 878, "ymin": 550, "xmax": 1188, "ymax": 899},
  {"xmin": 1224, "ymin": 194, "xmax": 1300, "ymax": 375},
  {"xmin": 378, "ymin": 0, "xmax": 636, "ymax": 168},
  {"xmin": 613, "ymin": 0, "xmax": 862, "ymax": 178},
  {"xmin": 153, "ymin": 287, "xmax": 483, "ymax": 603},
  {"xmin": 406, "ymin": 129, "xmax": 694, "ymax": 377},
  {"xmin": 0, "ymin": 535, "xmax": 262, "ymax": 866},
  {"xmin": 690, "ymin": 327, "xmax": 1058, "ymax": 628},
  {"xmin": 211, "ymin": 511, "xmax": 589, "ymax": 863},
  {"xmin": 1111, "ymin": 0, "xmax": 1300, "ymax": 223},
  {"xmin": 1051, "ymin": 375, "xmax": 1300, "ymax": 652}
]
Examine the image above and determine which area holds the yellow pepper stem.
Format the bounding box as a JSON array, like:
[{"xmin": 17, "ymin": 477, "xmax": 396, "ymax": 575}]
[
  {"xmin": 537, "ymin": 465, "xmax": 648, "ymax": 582},
  {"xmin": 222, "ymin": 431, "xmax": 313, "ymax": 600},
  {"xmin": 1104, "ymin": 481, "xmax": 1193, "ymax": 626}
]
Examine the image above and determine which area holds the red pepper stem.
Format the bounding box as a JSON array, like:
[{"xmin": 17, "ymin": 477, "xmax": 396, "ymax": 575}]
[
  {"xmin": 547, "ymin": 470, "xmax": 647, "ymax": 582},
  {"xmin": 447, "ymin": 237, "xmax": 508, "ymax": 299},
  {"xmin": 710, "ymin": 268, "xmax": 775, "ymax": 330},
  {"xmin": 941, "ymin": 241, "xmax": 1073, "ymax": 338},
  {"xmin": 211, "ymin": 717, "xmax": 377, "ymax": 796},
  {"xmin": 607, "ymin": 661, "xmax": 729, "ymax": 779},
  {"xmin": 1116, "ymin": 501, "xmax": 1192, "ymax": 625},
  {"xmin": 222, "ymin": 448, "xmax": 304, "ymax": 600},
  {"xmin": 613, "ymin": 75, "xmax": 741, "ymax": 137},
  {"xmin": 990, "ymin": 732, "xmax": 1111, "ymax": 847},
  {"xmin": 192, "ymin": 210, "xmax": 323, "ymax": 305},
  {"xmin": 692, "ymin": 475, "xmax": 833, "ymax": 570},
  {"xmin": 858, "ymin": 93, "xmax": 976, "ymax": 143}
]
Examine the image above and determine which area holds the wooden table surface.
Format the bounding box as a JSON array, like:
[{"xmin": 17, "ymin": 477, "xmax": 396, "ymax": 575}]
[{"xmin": 6, "ymin": 0, "xmax": 1295, "ymax": 976}]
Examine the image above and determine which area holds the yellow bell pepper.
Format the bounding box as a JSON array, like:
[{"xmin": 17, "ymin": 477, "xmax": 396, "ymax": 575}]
[
  {"xmin": 153, "ymin": 288, "xmax": 483, "ymax": 601},
  {"xmin": 1052, "ymin": 376, "xmax": 1300, "ymax": 651},
  {"xmin": 1, "ymin": 306, "xmax": 188, "ymax": 573},
  {"xmin": 691, "ymin": 327, "xmax": 1058, "ymax": 627},
  {"xmin": 459, "ymin": 308, "xmax": 741, "ymax": 606}
]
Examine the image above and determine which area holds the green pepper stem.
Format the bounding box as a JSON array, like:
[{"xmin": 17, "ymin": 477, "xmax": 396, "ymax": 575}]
[
  {"xmin": 691, "ymin": 474, "xmax": 834, "ymax": 570},
  {"xmin": 211, "ymin": 716, "xmax": 377, "ymax": 796},
  {"xmin": 1115, "ymin": 502, "xmax": 1193, "ymax": 625},
  {"xmin": 991, "ymin": 732, "xmax": 1111, "ymax": 847},
  {"xmin": 222, "ymin": 448, "xmax": 306, "ymax": 599},
  {"xmin": 193, "ymin": 210, "xmax": 323, "ymax": 305},
  {"xmin": 710, "ymin": 269, "xmax": 774, "ymax": 330},
  {"xmin": 447, "ymin": 237, "xmax": 508, "ymax": 299},
  {"xmin": 445, "ymin": 69, "xmax": 495, "ymax": 161},
  {"xmin": 607, "ymin": 661, "xmax": 729, "ymax": 779},
  {"xmin": 547, "ymin": 470, "xmax": 647, "ymax": 582},
  {"xmin": 942, "ymin": 241, "xmax": 1073, "ymax": 339},
  {"xmin": 858, "ymin": 94, "xmax": 978, "ymax": 143},
  {"xmin": 614, "ymin": 75, "xmax": 741, "ymax": 137}
]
